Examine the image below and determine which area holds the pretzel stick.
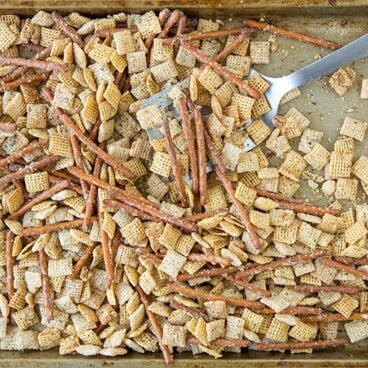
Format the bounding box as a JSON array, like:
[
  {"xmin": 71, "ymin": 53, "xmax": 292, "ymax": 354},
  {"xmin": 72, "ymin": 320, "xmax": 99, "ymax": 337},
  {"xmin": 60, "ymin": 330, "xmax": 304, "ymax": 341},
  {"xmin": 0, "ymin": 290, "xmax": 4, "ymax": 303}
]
[
  {"xmin": 111, "ymin": 228, "xmax": 121, "ymax": 265},
  {"xmin": 43, "ymin": 167, "xmax": 76, "ymax": 180},
  {"xmin": 1, "ymin": 73, "xmax": 50, "ymax": 91},
  {"xmin": 95, "ymin": 27, "xmax": 138, "ymax": 38},
  {"xmin": 186, "ymin": 95, "xmax": 207, "ymax": 206},
  {"xmin": 163, "ymin": 120, "xmax": 188, "ymax": 208},
  {"xmin": 181, "ymin": 40, "xmax": 261, "ymax": 99},
  {"xmin": 225, "ymin": 275, "xmax": 272, "ymax": 298},
  {"xmin": 187, "ymin": 253, "xmax": 232, "ymax": 266},
  {"xmin": 176, "ymin": 266, "xmax": 239, "ymax": 282},
  {"xmin": 98, "ymin": 206, "xmax": 114, "ymax": 288},
  {"xmin": 334, "ymin": 256, "xmax": 368, "ymax": 266},
  {"xmin": 244, "ymin": 19, "xmax": 340, "ymax": 50},
  {"xmin": 184, "ymin": 208, "xmax": 228, "ymax": 222},
  {"xmin": 52, "ymin": 11, "xmax": 84, "ymax": 47},
  {"xmin": 257, "ymin": 305, "xmax": 323, "ymax": 315},
  {"xmin": 19, "ymin": 43, "xmax": 46, "ymax": 52},
  {"xmin": 0, "ymin": 56, "xmax": 67, "ymax": 72},
  {"xmin": 42, "ymin": 87, "xmax": 135, "ymax": 180},
  {"xmin": 107, "ymin": 189, "xmax": 197, "ymax": 233},
  {"xmin": 1, "ymin": 166, "xmax": 25, "ymax": 194},
  {"xmin": 137, "ymin": 251, "xmax": 162, "ymax": 267},
  {"xmin": 254, "ymin": 188, "xmax": 305, "ymax": 204},
  {"xmin": 162, "ymin": 277, "xmax": 321, "ymax": 315},
  {"xmin": 39, "ymin": 249, "xmax": 53, "ymax": 321},
  {"xmin": 83, "ymin": 157, "xmax": 103, "ymax": 229},
  {"xmin": 71, "ymin": 244, "xmax": 97, "ymax": 279},
  {"xmin": 158, "ymin": 9, "xmax": 183, "ymax": 39},
  {"xmin": 68, "ymin": 166, "xmax": 196, "ymax": 232},
  {"xmin": 300, "ymin": 313, "xmax": 368, "ymax": 324},
  {"xmin": 204, "ymin": 129, "xmax": 261, "ymax": 249},
  {"xmin": 178, "ymin": 96, "xmax": 199, "ymax": 194},
  {"xmin": 167, "ymin": 283, "xmax": 265, "ymax": 309},
  {"xmin": 8, "ymin": 180, "xmax": 69, "ymax": 220},
  {"xmin": 48, "ymin": 175, "xmax": 83, "ymax": 196},
  {"xmin": 6, "ymin": 231, "xmax": 14, "ymax": 300},
  {"xmin": 21, "ymin": 218, "xmax": 90, "ymax": 237},
  {"xmin": 163, "ymin": 27, "xmax": 244, "ymax": 45},
  {"xmin": 70, "ymin": 135, "xmax": 89, "ymax": 200},
  {"xmin": 277, "ymin": 200, "xmax": 341, "ymax": 216},
  {"xmin": 254, "ymin": 338, "xmax": 348, "ymax": 351},
  {"xmin": 145, "ymin": 8, "xmax": 171, "ymax": 49},
  {"xmin": 0, "ymin": 155, "xmax": 60, "ymax": 186},
  {"xmin": 187, "ymin": 338, "xmax": 249, "ymax": 348},
  {"xmin": 1, "ymin": 44, "xmax": 53, "ymax": 84},
  {"xmin": 88, "ymin": 118, "xmax": 102, "ymax": 142},
  {"xmin": 0, "ymin": 122, "xmax": 16, "ymax": 132},
  {"xmin": 114, "ymin": 71, "xmax": 124, "ymax": 87},
  {"xmin": 214, "ymin": 28, "xmax": 255, "ymax": 63},
  {"xmin": 68, "ymin": 166, "xmax": 159, "ymax": 209},
  {"xmin": 174, "ymin": 16, "xmax": 186, "ymax": 55},
  {"xmin": 294, "ymin": 285, "xmax": 366, "ymax": 294},
  {"xmin": 169, "ymin": 300, "xmax": 210, "ymax": 322},
  {"xmin": 103, "ymin": 199, "xmax": 156, "ymax": 222},
  {"xmin": 0, "ymin": 137, "xmax": 49, "ymax": 167},
  {"xmin": 236, "ymin": 250, "xmax": 326, "ymax": 279},
  {"xmin": 319, "ymin": 258, "xmax": 368, "ymax": 280},
  {"xmin": 136, "ymin": 285, "xmax": 173, "ymax": 365}
]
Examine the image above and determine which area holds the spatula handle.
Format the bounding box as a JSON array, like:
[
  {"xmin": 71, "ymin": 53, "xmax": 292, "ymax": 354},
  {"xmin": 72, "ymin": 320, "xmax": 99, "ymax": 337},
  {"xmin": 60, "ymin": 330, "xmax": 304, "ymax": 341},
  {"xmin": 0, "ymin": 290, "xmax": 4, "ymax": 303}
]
[{"xmin": 283, "ymin": 33, "xmax": 368, "ymax": 89}]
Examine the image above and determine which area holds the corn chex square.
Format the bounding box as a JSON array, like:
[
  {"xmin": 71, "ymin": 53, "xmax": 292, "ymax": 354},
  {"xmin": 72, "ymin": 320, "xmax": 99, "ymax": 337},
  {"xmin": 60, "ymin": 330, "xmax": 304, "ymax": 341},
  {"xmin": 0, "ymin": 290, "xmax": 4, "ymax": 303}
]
[
  {"xmin": 158, "ymin": 250, "xmax": 186, "ymax": 279},
  {"xmin": 250, "ymin": 41, "xmax": 270, "ymax": 64},
  {"xmin": 352, "ymin": 155, "xmax": 368, "ymax": 183},
  {"xmin": 329, "ymin": 152, "xmax": 353, "ymax": 178},
  {"xmin": 333, "ymin": 294, "xmax": 359, "ymax": 318},
  {"xmin": 297, "ymin": 222, "xmax": 322, "ymax": 249},
  {"xmin": 24, "ymin": 171, "xmax": 49, "ymax": 193},
  {"xmin": 335, "ymin": 178, "xmax": 358, "ymax": 201},
  {"xmin": 289, "ymin": 322, "xmax": 317, "ymax": 342},
  {"xmin": 340, "ymin": 116, "xmax": 368, "ymax": 142},
  {"xmin": 304, "ymin": 143, "xmax": 330, "ymax": 170},
  {"xmin": 345, "ymin": 221, "xmax": 367, "ymax": 245},
  {"xmin": 279, "ymin": 151, "xmax": 307, "ymax": 182},
  {"xmin": 162, "ymin": 323, "xmax": 186, "ymax": 347}
]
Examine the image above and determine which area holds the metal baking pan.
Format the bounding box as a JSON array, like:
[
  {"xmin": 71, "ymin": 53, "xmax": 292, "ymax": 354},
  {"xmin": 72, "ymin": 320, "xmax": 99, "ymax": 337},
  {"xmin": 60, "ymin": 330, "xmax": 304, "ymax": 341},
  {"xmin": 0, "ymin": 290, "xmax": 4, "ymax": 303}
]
[{"xmin": 0, "ymin": 1, "xmax": 368, "ymax": 366}]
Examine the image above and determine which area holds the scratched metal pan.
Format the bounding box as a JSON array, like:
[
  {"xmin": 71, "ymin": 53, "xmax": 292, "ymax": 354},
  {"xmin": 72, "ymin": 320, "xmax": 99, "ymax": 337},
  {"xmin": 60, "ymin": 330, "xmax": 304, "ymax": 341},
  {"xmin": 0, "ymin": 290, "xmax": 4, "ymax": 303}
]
[{"xmin": 0, "ymin": 1, "xmax": 368, "ymax": 367}]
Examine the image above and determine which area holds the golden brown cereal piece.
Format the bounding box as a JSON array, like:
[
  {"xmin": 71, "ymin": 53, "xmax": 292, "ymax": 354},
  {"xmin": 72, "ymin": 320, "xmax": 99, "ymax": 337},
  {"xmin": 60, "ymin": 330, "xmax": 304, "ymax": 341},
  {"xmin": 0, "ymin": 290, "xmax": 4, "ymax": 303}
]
[
  {"xmin": 329, "ymin": 67, "xmax": 356, "ymax": 96},
  {"xmin": 279, "ymin": 151, "xmax": 307, "ymax": 182},
  {"xmin": 340, "ymin": 116, "xmax": 367, "ymax": 142},
  {"xmin": 304, "ymin": 143, "xmax": 330, "ymax": 171},
  {"xmin": 345, "ymin": 221, "xmax": 368, "ymax": 245},
  {"xmin": 158, "ymin": 250, "xmax": 186, "ymax": 279},
  {"xmin": 333, "ymin": 294, "xmax": 359, "ymax": 318},
  {"xmin": 24, "ymin": 171, "xmax": 49, "ymax": 193},
  {"xmin": 335, "ymin": 178, "xmax": 358, "ymax": 201},
  {"xmin": 250, "ymin": 41, "xmax": 270, "ymax": 64},
  {"xmin": 49, "ymin": 134, "xmax": 73, "ymax": 157},
  {"xmin": 265, "ymin": 318, "xmax": 289, "ymax": 342},
  {"xmin": 289, "ymin": 322, "xmax": 318, "ymax": 342}
]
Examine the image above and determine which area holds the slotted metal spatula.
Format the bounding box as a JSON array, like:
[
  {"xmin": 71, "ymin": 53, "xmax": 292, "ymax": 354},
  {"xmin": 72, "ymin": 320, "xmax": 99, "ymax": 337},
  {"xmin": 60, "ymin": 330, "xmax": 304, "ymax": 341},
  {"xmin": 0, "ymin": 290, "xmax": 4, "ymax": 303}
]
[{"xmin": 255, "ymin": 32, "xmax": 368, "ymax": 128}]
